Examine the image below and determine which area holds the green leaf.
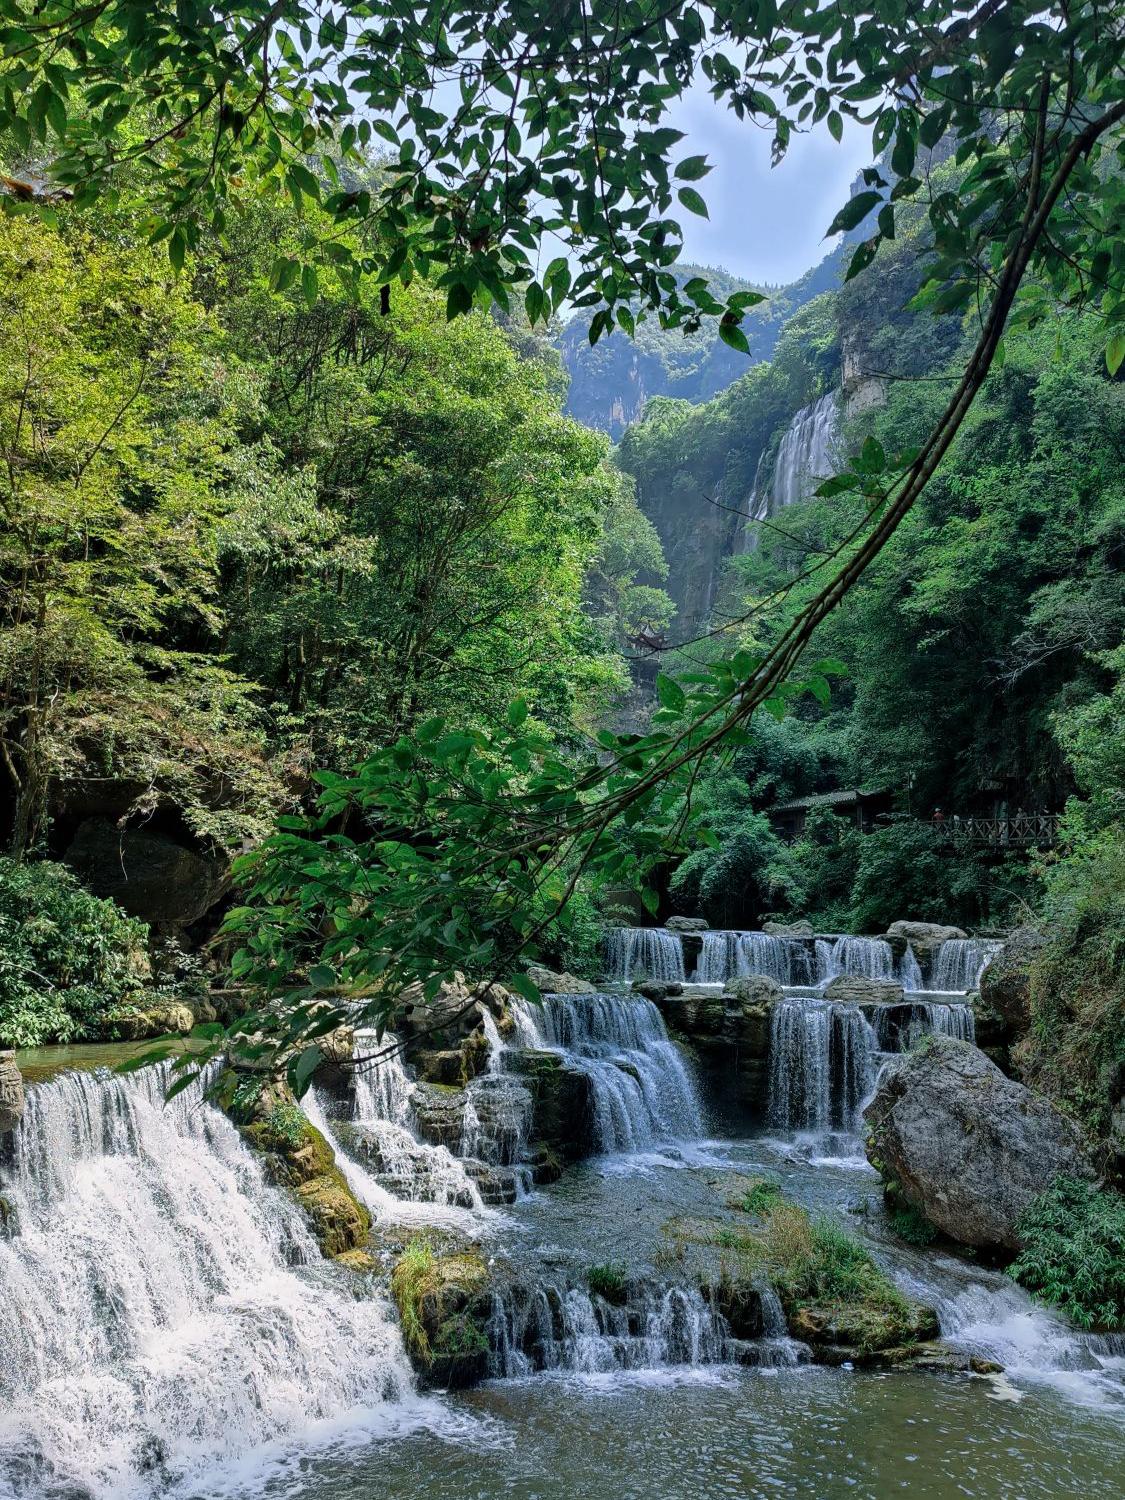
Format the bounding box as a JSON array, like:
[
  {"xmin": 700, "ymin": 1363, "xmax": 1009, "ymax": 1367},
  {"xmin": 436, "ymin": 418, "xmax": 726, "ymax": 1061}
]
[
  {"xmin": 508, "ymin": 973, "xmax": 542, "ymax": 1005},
  {"xmin": 308, "ymin": 963, "xmax": 336, "ymax": 989},
  {"xmin": 656, "ymin": 673, "xmax": 685, "ymax": 712},
  {"xmin": 288, "ymin": 1045, "xmax": 323, "ymax": 1099},
  {"xmin": 301, "ymin": 263, "xmax": 319, "ymax": 307},
  {"xmin": 641, "ymin": 886, "xmax": 660, "ymax": 916},
  {"xmin": 718, "ymin": 320, "xmax": 750, "ymax": 355},
  {"xmin": 675, "ymin": 155, "xmax": 711, "ymax": 181},
  {"xmin": 1107, "ymin": 331, "xmax": 1125, "ymax": 377},
  {"xmin": 677, "ymin": 187, "xmax": 709, "ymax": 219},
  {"xmin": 858, "ymin": 435, "xmax": 886, "ymax": 474},
  {"xmin": 827, "ymin": 191, "xmax": 881, "ymax": 235},
  {"xmin": 507, "ymin": 698, "xmax": 529, "ymax": 727}
]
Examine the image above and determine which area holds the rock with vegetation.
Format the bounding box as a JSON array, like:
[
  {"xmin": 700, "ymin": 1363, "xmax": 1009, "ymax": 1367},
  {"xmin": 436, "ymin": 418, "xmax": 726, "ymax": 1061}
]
[
  {"xmin": 688, "ymin": 1180, "xmax": 940, "ymax": 1367},
  {"xmin": 979, "ymin": 926, "xmax": 1049, "ymax": 1036},
  {"xmin": 228, "ymin": 1076, "xmax": 371, "ymax": 1258},
  {"xmin": 109, "ymin": 1002, "xmax": 198, "ymax": 1041},
  {"xmin": 0, "ymin": 1051, "xmax": 25, "ymax": 1133},
  {"xmin": 864, "ymin": 1036, "xmax": 1091, "ymax": 1252},
  {"xmin": 504, "ymin": 1051, "xmax": 597, "ymax": 1162},
  {"xmin": 390, "ymin": 1236, "xmax": 492, "ymax": 1387},
  {"xmin": 526, "ymin": 966, "xmax": 596, "ymax": 995},
  {"xmin": 763, "ymin": 920, "xmax": 813, "ymax": 939},
  {"xmin": 883, "ymin": 921, "xmax": 966, "ymax": 966}
]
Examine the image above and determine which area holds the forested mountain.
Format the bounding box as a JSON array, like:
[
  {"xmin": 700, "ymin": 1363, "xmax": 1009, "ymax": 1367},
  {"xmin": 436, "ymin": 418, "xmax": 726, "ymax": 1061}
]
[
  {"xmin": 617, "ymin": 163, "xmax": 1123, "ymax": 946},
  {"xmin": 560, "ymin": 249, "xmax": 844, "ymax": 435}
]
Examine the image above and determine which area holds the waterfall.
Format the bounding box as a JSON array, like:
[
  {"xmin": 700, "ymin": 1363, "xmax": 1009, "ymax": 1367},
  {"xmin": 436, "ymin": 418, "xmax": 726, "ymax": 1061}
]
[
  {"xmin": 604, "ymin": 928, "xmax": 686, "ymax": 982},
  {"xmin": 767, "ymin": 998, "xmax": 876, "ymax": 1133},
  {"xmin": 873, "ymin": 1000, "xmax": 976, "ymax": 1052},
  {"xmin": 309, "ymin": 1034, "xmax": 485, "ymax": 1216},
  {"xmin": 900, "ymin": 944, "xmax": 924, "ymax": 991},
  {"xmin": 510, "ymin": 991, "xmax": 703, "ymax": 1152},
  {"xmin": 0, "ymin": 1066, "xmax": 417, "ymax": 1500},
  {"xmin": 692, "ymin": 930, "xmax": 730, "ymax": 982},
  {"xmin": 485, "ymin": 1279, "xmax": 728, "ymax": 1377},
  {"xmin": 929, "ymin": 938, "xmax": 999, "ymax": 992},
  {"xmin": 827, "ymin": 934, "xmax": 896, "ymax": 981},
  {"xmin": 689, "ymin": 930, "xmax": 819, "ymax": 986},
  {"xmin": 769, "ymin": 392, "xmax": 840, "ymax": 511}
]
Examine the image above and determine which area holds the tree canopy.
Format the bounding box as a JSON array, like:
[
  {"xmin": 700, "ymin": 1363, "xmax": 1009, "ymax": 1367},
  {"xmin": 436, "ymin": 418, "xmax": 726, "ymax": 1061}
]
[{"xmin": 3, "ymin": 0, "xmax": 1122, "ymax": 1089}]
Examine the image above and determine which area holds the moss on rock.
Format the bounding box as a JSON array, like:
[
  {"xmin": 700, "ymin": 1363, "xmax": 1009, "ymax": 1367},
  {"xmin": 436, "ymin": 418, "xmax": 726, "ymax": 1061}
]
[{"xmin": 390, "ymin": 1236, "xmax": 492, "ymax": 1387}]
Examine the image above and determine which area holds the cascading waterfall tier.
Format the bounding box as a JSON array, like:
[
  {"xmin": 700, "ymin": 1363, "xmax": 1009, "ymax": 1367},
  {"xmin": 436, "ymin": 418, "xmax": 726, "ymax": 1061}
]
[
  {"xmin": 610, "ymin": 925, "xmax": 990, "ymax": 994},
  {"xmin": 509, "ymin": 991, "xmax": 703, "ymax": 1152},
  {"xmin": 0, "ymin": 1066, "xmax": 416, "ymax": 1500},
  {"xmin": 768, "ymin": 995, "xmax": 977, "ymax": 1135},
  {"xmin": 767, "ymin": 998, "xmax": 876, "ymax": 1133},
  {"xmin": 604, "ymin": 928, "xmax": 685, "ymax": 982},
  {"xmin": 930, "ymin": 938, "xmax": 1001, "ymax": 992},
  {"xmin": 308, "ymin": 1033, "xmax": 486, "ymax": 1215},
  {"xmin": 486, "ymin": 1280, "xmax": 729, "ymax": 1377},
  {"xmin": 769, "ymin": 391, "xmax": 840, "ymax": 511}
]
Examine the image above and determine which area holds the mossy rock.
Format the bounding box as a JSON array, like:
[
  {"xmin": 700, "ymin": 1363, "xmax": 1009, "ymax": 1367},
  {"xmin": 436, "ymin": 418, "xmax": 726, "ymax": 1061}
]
[
  {"xmin": 788, "ymin": 1301, "xmax": 939, "ymax": 1363},
  {"xmin": 234, "ymin": 1089, "xmax": 371, "ymax": 1259},
  {"xmin": 391, "ymin": 1237, "xmax": 494, "ymax": 1387}
]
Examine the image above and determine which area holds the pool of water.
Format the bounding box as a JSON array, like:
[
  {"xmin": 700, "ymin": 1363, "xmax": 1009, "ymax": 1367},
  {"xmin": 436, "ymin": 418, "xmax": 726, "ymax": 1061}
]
[{"xmin": 193, "ymin": 1361, "xmax": 1125, "ymax": 1500}]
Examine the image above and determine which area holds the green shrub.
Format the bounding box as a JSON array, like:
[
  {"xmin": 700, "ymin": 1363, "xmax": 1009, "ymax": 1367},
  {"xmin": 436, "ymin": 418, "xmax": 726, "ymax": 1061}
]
[
  {"xmin": 730, "ymin": 1177, "xmax": 784, "ymax": 1216},
  {"xmin": 1009, "ymin": 1176, "xmax": 1125, "ymax": 1330},
  {"xmin": 587, "ymin": 1261, "xmax": 629, "ymax": 1304},
  {"xmin": 0, "ymin": 857, "xmax": 150, "ymax": 1046},
  {"xmin": 889, "ymin": 1204, "xmax": 938, "ymax": 1248}
]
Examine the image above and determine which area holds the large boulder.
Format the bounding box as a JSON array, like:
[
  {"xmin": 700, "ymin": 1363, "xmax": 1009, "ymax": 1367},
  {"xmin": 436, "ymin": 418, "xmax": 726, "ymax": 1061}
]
[
  {"xmin": 883, "ymin": 920, "xmax": 966, "ymax": 965},
  {"xmin": 0, "ymin": 1051, "xmax": 25, "ymax": 1133},
  {"xmin": 979, "ymin": 927, "xmax": 1049, "ymax": 1036},
  {"xmin": 665, "ymin": 916, "xmax": 709, "ymax": 933},
  {"xmin": 526, "ymin": 966, "xmax": 596, "ymax": 995},
  {"xmin": 864, "ymin": 1036, "xmax": 1091, "ymax": 1252},
  {"xmin": 64, "ymin": 819, "xmax": 229, "ymax": 927},
  {"xmin": 763, "ymin": 920, "xmax": 814, "ymax": 939},
  {"xmin": 824, "ymin": 975, "xmax": 904, "ymax": 1006}
]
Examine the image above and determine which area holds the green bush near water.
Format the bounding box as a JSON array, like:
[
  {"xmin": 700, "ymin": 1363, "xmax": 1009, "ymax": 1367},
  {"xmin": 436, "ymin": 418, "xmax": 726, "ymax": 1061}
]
[
  {"xmin": 586, "ymin": 1261, "xmax": 629, "ymax": 1304},
  {"xmin": 0, "ymin": 857, "xmax": 150, "ymax": 1046},
  {"xmin": 1009, "ymin": 1177, "xmax": 1125, "ymax": 1331}
]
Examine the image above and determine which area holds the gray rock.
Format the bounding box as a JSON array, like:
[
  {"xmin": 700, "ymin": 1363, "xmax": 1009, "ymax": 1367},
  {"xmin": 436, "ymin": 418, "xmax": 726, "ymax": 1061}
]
[
  {"xmin": 0, "ymin": 1051, "xmax": 25, "ymax": 1133},
  {"xmin": 632, "ymin": 979, "xmax": 683, "ymax": 1001},
  {"xmin": 824, "ymin": 975, "xmax": 904, "ymax": 1006},
  {"xmin": 64, "ymin": 819, "xmax": 229, "ymax": 927},
  {"xmin": 884, "ymin": 920, "xmax": 966, "ymax": 964},
  {"xmin": 526, "ymin": 965, "xmax": 597, "ymax": 995},
  {"xmin": 665, "ymin": 916, "xmax": 710, "ymax": 933},
  {"xmin": 729, "ymin": 974, "xmax": 784, "ymax": 1009},
  {"xmin": 763, "ymin": 920, "xmax": 813, "ymax": 939},
  {"xmin": 864, "ymin": 1036, "xmax": 1091, "ymax": 1252},
  {"xmin": 978, "ymin": 927, "xmax": 1049, "ymax": 1036}
]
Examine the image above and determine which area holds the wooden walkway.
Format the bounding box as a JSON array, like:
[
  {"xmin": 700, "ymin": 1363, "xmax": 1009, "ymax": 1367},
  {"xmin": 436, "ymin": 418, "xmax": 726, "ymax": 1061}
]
[{"xmin": 932, "ymin": 813, "xmax": 1059, "ymax": 848}]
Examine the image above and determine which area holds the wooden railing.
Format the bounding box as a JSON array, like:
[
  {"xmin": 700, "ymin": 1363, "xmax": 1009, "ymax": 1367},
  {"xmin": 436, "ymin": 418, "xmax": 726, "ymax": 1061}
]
[{"xmin": 931, "ymin": 813, "xmax": 1059, "ymax": 847}]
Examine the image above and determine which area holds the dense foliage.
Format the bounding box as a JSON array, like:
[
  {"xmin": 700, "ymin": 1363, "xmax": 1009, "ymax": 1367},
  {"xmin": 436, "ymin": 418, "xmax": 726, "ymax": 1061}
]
[
  {"xmin": 630, "ymin": 219, "xmax": 1124, "ymax": 931},
  {"xmin": 0, "ymin": 199, "xmax": 662, "ymax": 869},
  {"xmin": 1009, "ymin": 1177, "xmax": 1125, "ymax": 1330},
  {"xmin": 0, "ymin": 856, "xmax": 149, "ymax": 1045}
]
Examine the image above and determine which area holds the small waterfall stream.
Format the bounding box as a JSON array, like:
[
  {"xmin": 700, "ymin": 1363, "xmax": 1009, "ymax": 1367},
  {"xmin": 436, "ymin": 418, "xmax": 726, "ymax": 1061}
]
[
  {"xmin": 769, "ymin": 392, "xmax": 840, "ymax": 511},
  {"xmin": 307, "ymin": 1033, "xmax": 486, "ymax": 1219},
  {"xmin": 767, "ymin": 999, "xmax": 876, "ymax": 1133},
  {"xmin": 931, "ymin": 938, "xmax": 1000, "ymax": 991},
  {"xmin": 0, "ymin": 1066, "xmax": 418, "ymax": 1500},
  {"xmin": 603, "ymin": 929, "xmax": 685, "ymax": 982},
  {"xmin": 508, "ymin": 992, "xmax": 704, "ymax": 1153}
]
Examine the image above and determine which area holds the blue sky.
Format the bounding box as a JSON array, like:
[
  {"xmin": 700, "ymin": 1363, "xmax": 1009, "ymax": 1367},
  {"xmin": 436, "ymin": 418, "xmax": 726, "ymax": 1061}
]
[{"xmin": 668, "ymin": 87, "xmax": 874, "ymax": 285}]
